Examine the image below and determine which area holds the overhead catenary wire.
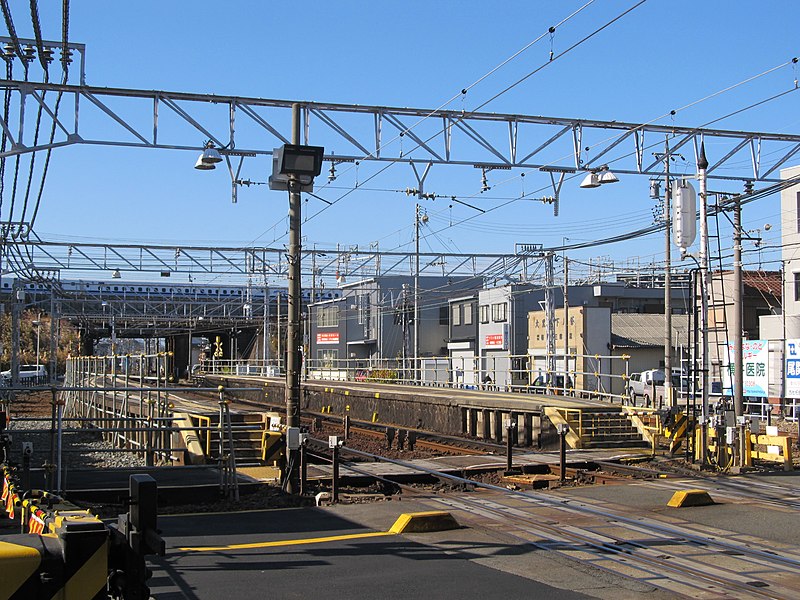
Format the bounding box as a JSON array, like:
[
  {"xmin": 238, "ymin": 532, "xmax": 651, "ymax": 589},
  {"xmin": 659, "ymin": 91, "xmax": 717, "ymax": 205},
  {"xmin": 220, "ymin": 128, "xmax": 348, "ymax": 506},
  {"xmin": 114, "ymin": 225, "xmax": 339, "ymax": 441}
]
[{"xmin": 256, "ymin": 1, "xmax": 642, "ymax": 246}]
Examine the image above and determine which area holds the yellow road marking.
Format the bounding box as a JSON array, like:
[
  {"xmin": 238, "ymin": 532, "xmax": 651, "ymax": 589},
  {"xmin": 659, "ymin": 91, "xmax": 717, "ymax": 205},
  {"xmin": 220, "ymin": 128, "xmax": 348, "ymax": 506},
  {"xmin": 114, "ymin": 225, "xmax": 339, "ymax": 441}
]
[{"xmin": 180, "ymin": 530, "xmax": 394, "ymax": 552}]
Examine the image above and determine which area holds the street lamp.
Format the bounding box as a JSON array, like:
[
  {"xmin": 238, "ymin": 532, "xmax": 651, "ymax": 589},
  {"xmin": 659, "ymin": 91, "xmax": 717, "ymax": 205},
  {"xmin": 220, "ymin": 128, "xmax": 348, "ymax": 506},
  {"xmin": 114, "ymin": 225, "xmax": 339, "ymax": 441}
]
[
  {"xmin": 194, "ymin": 141, "xmax": 223, "ymax": 170},
  {"xmin": 579, "ymin": 165, "xmax": 618, "ymax": 189},
  {"xmin": 31, "ymin": 316, "xmax": 41, "ymax": 367},
  {"xmin": 270, "ymin": 116, "xmax": 324, "ymax": 495}
]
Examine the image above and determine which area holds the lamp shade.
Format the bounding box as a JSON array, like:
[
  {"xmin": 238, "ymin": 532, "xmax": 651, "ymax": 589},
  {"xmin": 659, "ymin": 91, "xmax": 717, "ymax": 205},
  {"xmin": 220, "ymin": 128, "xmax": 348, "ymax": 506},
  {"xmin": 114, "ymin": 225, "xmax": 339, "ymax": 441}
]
[
  {"xmin": 599, "ymin": 170, "xmax": 619, "ymax": 184},
  {"xmin": 194, "ymin": 154, "xmax": 215, "ymax": 170},
  {"xmin": 202, "ymin": 146, "xmax": 223, "ymax": 164},
  {"xmin": 579, "ymin": 172, "xmax": 600, "ymax": 188}
]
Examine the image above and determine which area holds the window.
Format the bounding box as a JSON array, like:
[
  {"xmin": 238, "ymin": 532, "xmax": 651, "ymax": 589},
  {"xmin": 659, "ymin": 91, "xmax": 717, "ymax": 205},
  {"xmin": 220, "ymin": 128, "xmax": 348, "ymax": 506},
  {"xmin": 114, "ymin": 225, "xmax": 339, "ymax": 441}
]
[
  {"xmin": 317, "ymin": 349, "xmax": 338, "ymax": 367},
  {"xmin": 317, "ymin": 305, "xmax": 340, "ymax": 328},
  {"xmin": 491, "ymin": 302, "xmax": 507, "ymax": 322},
  {"xmin": 439, "ymin": 306, "xmax": 449, "ymax": 325},
  {"xmin": 463, "ymin": 303, "xmax": 473, "ymax": 325},
  {"xmin": 795, "ymin": 272, "xmax": 800, "ymax": 302},
  {"xmin": 797, "ymin": 192, "xmax": 800, "ymax": 233},
  {"xmin": 479, "ymin": 304, "xmax": 490, "ymax": 323},
  {"xmin": 452, "ymin": 305, "xmax": 461, "ymax": 326},
  {"xmin": 357, "ymin": 294, "xmax": 369, "ymax": 325}
]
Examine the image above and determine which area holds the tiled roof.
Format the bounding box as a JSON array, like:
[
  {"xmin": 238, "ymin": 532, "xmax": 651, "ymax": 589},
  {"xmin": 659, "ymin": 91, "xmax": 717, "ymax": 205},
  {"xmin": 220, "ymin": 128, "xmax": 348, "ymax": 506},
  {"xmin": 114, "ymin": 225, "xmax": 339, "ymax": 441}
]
[
  {"xmin": 743, "ymin": 270, "xmax": 781, "ymax": 297},
  {"xmin": 611, "ymin": 313, "xmax": 690, "ymax": 349}
]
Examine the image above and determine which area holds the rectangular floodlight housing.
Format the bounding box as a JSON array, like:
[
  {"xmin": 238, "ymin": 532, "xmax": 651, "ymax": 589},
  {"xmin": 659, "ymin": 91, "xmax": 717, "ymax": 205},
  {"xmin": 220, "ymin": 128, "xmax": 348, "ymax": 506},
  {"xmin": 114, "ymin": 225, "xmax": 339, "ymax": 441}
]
[{"xmin": 278, "ymin": 144, "xmax": 325, "ymax": 177}]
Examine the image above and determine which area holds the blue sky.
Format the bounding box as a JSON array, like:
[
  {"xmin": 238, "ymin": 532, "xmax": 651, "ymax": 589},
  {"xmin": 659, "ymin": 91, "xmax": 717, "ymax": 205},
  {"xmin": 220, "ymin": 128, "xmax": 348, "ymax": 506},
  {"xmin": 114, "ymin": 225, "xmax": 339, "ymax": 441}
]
[{"xmin": 3, "ymin": 1, "xmax": 799, "ymax": 282}]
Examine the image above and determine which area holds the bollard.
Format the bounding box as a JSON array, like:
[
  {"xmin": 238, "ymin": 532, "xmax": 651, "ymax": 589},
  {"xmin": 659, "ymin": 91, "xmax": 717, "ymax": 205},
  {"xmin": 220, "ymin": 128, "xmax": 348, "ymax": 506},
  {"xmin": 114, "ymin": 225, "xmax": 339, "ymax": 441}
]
[
  {"xmin": 331, "ymin": 443, "xmax": 340, "ymax": 504},
  {"xmin": 505, "ymin": 421, "xmax": 515, "ymax": 473},
  {"xmin": 386, "ymin": 427, "xmax": 396, "ymax": 449},
  {"xmin": 557, "ymin": 423, "xmax": 569, "ymax": 484}
]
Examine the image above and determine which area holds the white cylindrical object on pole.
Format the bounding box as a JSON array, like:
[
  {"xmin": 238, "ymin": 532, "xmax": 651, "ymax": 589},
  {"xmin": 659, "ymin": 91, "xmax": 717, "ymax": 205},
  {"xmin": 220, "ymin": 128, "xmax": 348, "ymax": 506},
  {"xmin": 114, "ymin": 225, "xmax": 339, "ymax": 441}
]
[{"xmin": 672, "ymin": 180, "xmax": 697, "ymax": 249}]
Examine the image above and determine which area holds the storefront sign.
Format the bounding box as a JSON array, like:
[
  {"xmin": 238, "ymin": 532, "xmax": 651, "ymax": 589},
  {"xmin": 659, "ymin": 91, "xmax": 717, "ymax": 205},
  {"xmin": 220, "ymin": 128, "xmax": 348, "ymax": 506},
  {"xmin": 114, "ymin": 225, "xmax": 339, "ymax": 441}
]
[
  {"xmin": 485, "ymin": 333, "xmax": 505, "ymax": 348},
  {"xmin": 316, "ymin": 332, "xmax": 340, "ymax": 345},
  {"xmin": 785, "ymin": 339, "xmax": 800, "ymax": 398},
  {"xmin": 723, "ymin": 340, "xmax": 768, "ymax": 397}
]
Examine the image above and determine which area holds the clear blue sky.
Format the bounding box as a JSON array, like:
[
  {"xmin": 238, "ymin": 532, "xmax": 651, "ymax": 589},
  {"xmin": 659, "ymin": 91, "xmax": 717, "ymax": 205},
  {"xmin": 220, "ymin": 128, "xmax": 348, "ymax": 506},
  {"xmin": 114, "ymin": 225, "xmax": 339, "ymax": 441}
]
[{"xmin": 4, "ymin": 1, "xmax": 799, "ymax": 282}]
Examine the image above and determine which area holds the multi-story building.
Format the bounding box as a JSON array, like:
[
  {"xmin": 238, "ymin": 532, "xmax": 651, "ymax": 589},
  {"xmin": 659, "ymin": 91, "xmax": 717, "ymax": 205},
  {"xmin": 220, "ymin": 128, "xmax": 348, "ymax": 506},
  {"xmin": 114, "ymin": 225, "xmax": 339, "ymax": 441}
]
[
  {"xmin": 447, "ymin": 293, "xmax": 479, "ymax": 387},
  {"xmin": 308, "ymin": 275, "xmax": 479, "ymax": 374}
]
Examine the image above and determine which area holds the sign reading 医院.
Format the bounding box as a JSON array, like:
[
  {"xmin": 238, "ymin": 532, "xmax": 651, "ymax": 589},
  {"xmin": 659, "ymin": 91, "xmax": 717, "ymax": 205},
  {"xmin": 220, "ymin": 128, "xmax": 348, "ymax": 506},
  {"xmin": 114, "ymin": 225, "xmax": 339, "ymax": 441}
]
[{"xmin": 723, "ymin": 340, "xmax": 769, "ymax": 397}]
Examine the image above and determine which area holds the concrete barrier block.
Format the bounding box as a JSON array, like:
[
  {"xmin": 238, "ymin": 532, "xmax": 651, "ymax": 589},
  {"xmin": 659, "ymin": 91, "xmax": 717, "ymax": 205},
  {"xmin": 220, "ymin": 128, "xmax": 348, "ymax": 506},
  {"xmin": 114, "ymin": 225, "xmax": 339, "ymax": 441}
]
[
  {"xmin": 389, "ymin": 511, "xmax": 459, "ymax": 533},
  {"xmin": 667, "ymin": 489, "xmax": 715, "ymax": 508}
]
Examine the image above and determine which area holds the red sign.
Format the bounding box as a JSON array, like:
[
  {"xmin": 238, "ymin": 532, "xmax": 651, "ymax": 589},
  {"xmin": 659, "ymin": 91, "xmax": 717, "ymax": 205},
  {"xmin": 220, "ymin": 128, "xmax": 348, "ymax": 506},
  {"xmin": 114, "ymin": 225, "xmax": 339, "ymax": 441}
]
[
  {"xmin": 485, "ymin": 334, "xmax": 504, "ymax": 347},
  {"xmin": 317, "ymin": 332, "xmax": 340, "ymax": 345}
]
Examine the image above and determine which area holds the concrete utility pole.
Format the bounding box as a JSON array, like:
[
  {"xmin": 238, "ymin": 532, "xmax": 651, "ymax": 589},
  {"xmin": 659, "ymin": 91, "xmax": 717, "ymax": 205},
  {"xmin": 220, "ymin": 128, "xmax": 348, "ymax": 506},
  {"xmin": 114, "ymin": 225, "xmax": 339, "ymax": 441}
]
[
  {"xmin": 697, "ymin": 143, "xmax": 710, "ymax": 463},
  {"xmin": 663, "ymin": 140, "xmax": 673, "ymax": 407},
  {"xmin": 732, "ymin": 184, "xmax": 748, "ymax": 418},
  {"xmin": 544, "ymin": 252, "xmax": 556, "ymax": 384},
  {"xmin": 414, "ymin": 203, "xmax": 421, "ymax": 382},
  {"xmin": 563, "ymin": 255, "xmax": 569, "ymax": 394},
  {"xmin": 285, "ymin": 103, "xmax": 302, "ymax": 494}
]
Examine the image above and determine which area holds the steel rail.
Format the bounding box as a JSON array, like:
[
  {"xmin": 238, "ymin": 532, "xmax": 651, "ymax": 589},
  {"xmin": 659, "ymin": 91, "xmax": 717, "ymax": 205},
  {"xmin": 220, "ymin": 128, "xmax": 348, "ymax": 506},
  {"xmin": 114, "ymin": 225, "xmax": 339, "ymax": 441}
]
[
  {"xmin": 339, "ymin": 445, "xmax": 800, "ymax": 571},
  {"xmin": 309, "ymin": 439, "xmax": 795, "ymax": 598}
]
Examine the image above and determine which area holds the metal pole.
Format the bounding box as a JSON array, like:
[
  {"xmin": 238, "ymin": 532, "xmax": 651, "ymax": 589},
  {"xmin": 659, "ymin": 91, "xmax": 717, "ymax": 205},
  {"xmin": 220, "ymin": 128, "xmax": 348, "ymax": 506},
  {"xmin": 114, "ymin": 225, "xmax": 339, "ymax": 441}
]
[
  {"xmin": 664, "ymin": 141, "xmax": 673, "ymax": 408},
  {"xmin": 332, "ymin": 443, "xmax": 340, "ymax": 504},
  {"xmin": 414, "ymin": 203, "xmax": 420, "ymax": 383},
  {"xmin": 285, "ymin": 103, "xmax": 302, "ymax": 494},
  {"xmin": 505, "ymin": 423, "xmax": 513, "ymax": 472},
  {"xmin": 545, "ymin": 252, "xmax": 555, "ymax": 385},
  {"xmin": 35, "ymin": 314, "xmax": 41, "ymax": 368},
  {"xmin": 733, "ymin": 186, "xmax": 747, "ymax": 418},
  {"xmin": 11, "ymin": 282, "xmax": 21, "ymax": 391},
  {"xmin": 563, "ymin": 256, "xmax": 569, "ymax": 394},
  {"xmin": 698, "ymin": 144, "xmax": 710, "ymax": 463}
]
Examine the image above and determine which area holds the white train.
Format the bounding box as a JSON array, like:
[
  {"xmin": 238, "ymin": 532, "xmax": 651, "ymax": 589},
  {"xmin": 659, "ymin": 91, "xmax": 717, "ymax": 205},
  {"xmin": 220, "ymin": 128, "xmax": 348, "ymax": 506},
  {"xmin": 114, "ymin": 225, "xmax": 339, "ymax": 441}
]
[{"xmin": 0, "ymin": 279, "xmax": 342, "ymax": 302}]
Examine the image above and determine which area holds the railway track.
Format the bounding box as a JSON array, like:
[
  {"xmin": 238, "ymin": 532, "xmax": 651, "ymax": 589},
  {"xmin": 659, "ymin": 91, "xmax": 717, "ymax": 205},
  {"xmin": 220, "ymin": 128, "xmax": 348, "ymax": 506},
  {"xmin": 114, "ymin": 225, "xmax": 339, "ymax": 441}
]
[{"xmin": 332, "ymin": 446, "xmax": 800, "ymax": 599}]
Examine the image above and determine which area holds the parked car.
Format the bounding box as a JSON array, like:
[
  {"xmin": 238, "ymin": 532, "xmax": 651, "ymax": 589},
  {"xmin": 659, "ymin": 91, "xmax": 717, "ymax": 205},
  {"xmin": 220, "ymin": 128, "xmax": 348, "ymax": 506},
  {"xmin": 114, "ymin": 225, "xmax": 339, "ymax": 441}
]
[
  {"xmin": 627, "ymin": 369, "xmax": 664, "ymax": 405},
  {"xmin": 531, "ymin": 374, "xmax": 573, "ymax": 395},
  {"xmin": 0, "ymin": 364, "xmax": 48, "ymax": 386}
]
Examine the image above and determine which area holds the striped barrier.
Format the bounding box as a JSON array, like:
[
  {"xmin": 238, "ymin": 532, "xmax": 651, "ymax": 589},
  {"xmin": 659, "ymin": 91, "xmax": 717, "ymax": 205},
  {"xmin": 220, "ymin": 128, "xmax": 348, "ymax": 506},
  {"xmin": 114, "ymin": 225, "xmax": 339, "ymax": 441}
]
[
  {"xmin": 663, "ymin": 410, "xmax": 693, "ymax": 456},
  {"xmin": 0, "ymin": 512, "xmax": 108, "ymax": 600},
  {"xmin": 1, "ymin": 469, "xmax": 164, "ymax": 599},
  {"xmin": 261, "ymin": 430, "xmax": 284, "ymax": 465}
]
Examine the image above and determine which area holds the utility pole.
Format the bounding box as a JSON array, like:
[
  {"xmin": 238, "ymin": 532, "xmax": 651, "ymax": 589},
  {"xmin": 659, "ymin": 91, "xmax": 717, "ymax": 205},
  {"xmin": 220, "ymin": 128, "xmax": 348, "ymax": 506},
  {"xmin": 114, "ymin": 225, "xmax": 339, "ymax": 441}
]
[
  {"xmin": 414, "ymin": 203, "xmax": 420, "ymax": 383},
  {"xmin": 697, "ymin": 143, "xmax": 710, "ymax": 463},
  {"xmin": 285, "ymin": 103, "xmax": 302, "ymax": 494},
  {"xmin": 732, "ymin": 183, "xmax": 749, "ymax": 418},
  {"xmin": 663, "ymin": 140, "xmax": 673, "ymax": 408},
  {"xmin": 11, "ymin": 282, "xmax": 21, "ymax": 389},
  {"xmin": 563, "ymin": 255, "xmax": 569, "ymax": 394},
  {"xmin": 544, "ymin": 252, "xmax": 555, "ymax": 385}
]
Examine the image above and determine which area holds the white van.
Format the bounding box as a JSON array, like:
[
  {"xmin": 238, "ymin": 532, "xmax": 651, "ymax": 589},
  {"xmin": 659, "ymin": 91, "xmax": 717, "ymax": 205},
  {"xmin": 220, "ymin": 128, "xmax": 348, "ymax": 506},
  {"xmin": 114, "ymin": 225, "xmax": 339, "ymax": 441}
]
[
  {"xmin": 0, "ymin": 364, "xmax": 47, "ymax": 385},
  {"xmin": 627, "ymin": 369, "xmax": 665, "ymax": 404}
]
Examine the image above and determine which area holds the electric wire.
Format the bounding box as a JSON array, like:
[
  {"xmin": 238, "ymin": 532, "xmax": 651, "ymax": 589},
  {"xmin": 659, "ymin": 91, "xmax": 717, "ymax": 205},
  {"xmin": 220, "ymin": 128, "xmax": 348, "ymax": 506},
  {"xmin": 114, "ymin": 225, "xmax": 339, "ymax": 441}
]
[{"xmin": 259, "ymin": 1, "xmax": 645, "ymax": 245}]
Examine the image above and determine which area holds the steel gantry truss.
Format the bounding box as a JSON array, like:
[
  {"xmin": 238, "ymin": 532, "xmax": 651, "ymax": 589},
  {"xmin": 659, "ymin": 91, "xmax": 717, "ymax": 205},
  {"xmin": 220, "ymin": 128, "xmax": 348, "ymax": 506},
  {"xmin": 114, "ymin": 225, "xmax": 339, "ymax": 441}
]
[
  {"xmin": 1, "ymin": 37, "xmax": 799, "ymax": 193},
  {"xmin": 4, "ymin": 236, "xmax": 537, "ymax": 283}
]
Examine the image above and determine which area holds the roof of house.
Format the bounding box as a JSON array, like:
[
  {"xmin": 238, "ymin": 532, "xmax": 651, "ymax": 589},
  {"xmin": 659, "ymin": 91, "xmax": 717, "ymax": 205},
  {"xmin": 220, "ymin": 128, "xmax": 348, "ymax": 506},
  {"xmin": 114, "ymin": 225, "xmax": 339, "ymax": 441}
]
[
  {"xmin": 611, "ymin": 313, "xmax": 690, "ymax": 349},
  {"xmin": 743, "ymin": 270, "xmax": 782, "ymax": 297}
]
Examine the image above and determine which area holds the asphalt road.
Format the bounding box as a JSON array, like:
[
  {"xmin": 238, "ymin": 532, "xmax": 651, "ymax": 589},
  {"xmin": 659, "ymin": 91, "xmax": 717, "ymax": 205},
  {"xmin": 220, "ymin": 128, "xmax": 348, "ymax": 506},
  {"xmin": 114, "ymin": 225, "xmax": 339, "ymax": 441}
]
[{"xmin": 148, "ymin": 505, "xmax": 592, "ymax": 600}]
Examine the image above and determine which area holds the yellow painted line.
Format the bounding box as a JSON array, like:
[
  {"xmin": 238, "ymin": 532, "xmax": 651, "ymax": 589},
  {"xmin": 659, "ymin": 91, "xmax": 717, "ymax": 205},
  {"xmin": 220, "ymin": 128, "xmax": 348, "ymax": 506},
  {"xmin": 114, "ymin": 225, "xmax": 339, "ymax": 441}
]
[{"xmin": 180, "ymin": 530, "xmax": 394, "ymax": 552}]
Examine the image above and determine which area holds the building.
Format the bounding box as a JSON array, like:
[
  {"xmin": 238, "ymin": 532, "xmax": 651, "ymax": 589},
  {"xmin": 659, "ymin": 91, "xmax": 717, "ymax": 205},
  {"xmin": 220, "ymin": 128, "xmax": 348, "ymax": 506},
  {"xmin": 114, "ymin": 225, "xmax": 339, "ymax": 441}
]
[
  {"xmin": 528, "ymin": 306, "xmax": 611, "ymax": 392},
  {"xmin": 447, "ymin": 293, "xmax": 479, "ymax": 387},
  {"xmin": 308, "ymin": 275, "xmax": 480, "ymax": 377}
]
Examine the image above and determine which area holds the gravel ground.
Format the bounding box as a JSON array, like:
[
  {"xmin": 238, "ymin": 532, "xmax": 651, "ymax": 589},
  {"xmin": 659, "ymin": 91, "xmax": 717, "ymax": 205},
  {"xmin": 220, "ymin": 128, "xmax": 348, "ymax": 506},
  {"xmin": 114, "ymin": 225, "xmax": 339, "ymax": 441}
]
[{"xmin": 3, "ymin": 389, "xmax": 148, "ymax": 470}]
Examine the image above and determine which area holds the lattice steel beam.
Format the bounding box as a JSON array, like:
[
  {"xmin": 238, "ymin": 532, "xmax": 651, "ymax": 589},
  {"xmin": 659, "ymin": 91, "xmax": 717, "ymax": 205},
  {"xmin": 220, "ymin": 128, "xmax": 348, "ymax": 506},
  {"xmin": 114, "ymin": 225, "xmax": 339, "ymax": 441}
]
[{"xmin": 1, "ymin": 78, "xmax": 799, "ymax": 182}]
